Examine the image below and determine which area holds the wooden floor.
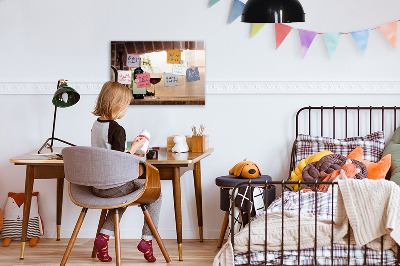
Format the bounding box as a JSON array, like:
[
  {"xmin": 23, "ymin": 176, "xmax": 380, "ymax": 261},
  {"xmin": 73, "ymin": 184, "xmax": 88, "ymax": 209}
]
[{"xmin": 0, "ymin": 239, "xmax": 221, "ymax": 265}]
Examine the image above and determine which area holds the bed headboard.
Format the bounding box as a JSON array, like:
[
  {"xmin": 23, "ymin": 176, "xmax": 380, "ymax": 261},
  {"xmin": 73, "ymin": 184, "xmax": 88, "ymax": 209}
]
[{"xmin": 290, "ymin": 106, "xmax": 400, "ymax": 179}]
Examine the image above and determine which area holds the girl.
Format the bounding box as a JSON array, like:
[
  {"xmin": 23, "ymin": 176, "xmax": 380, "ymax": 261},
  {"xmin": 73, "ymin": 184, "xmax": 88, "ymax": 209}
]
[{"xmin": 91, "ymin": 81, "xmax": 162, "ymax": 263}]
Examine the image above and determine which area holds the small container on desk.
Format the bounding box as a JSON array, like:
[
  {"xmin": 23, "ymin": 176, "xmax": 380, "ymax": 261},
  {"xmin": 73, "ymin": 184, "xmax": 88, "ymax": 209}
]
[
  {"xmin": 191, "ymin": 135, "xmax": 209, "ymax": 152},
  {"xmin": 146, "ymin": 150, "xmax": 158, "ymax": 160}
]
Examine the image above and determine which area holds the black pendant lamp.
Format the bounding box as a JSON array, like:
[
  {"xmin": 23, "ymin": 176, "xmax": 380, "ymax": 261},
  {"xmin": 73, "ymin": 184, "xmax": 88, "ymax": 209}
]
[{"xmin": 242, "ymin": 0, "xmax": 305, "ymax": 23}]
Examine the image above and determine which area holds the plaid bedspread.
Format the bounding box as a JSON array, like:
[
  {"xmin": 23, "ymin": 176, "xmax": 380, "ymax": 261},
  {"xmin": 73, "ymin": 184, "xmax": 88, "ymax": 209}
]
[
  {"xmin": 235, "ymin": 244, "xmax": 397, "ymax": 265},
  {"xmin": 234, "ymin": 191, "xmax": 397, "ymax": 265}
]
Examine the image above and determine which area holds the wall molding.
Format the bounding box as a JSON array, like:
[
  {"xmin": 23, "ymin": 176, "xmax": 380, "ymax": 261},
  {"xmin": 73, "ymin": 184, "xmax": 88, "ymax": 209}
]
[{"xmin": 1, "ymin": 81, "xmax": 400, "ymax": 95}]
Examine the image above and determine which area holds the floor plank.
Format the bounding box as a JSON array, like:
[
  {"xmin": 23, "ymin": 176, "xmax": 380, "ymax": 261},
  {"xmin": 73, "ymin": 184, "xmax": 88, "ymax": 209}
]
[{"xmin": 0, "ymin": 239, "xmax": 221, "ymax": 265}]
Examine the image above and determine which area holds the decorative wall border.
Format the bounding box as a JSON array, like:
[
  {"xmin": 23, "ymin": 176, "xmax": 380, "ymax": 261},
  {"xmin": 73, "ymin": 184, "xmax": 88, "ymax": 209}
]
[{"xmin": 0, "ymin": 81, "xmax": 399, "ymax": 95}]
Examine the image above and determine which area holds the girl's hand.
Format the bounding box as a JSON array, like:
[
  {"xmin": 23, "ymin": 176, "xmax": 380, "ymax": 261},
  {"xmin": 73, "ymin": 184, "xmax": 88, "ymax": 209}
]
[
  {"xmin": 134, "ymin": 149, "xmax": 149, "ymax": 157},
  {"xmin": 129, "ymin": 137, "xmax": 147, "ymax": 155}
]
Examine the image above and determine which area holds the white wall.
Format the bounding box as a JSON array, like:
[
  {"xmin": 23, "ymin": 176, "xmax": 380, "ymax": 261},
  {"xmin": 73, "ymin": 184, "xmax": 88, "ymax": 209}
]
[{"xmin": 1, "ymin": 0, "xmax": 400, "ymax": 240}]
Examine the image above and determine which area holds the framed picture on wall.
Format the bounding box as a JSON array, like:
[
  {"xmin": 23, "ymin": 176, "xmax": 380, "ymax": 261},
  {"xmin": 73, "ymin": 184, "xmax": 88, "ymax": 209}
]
[{"xmin": 111, "ymin": 41, "xmax": 205, "ymax": 105}]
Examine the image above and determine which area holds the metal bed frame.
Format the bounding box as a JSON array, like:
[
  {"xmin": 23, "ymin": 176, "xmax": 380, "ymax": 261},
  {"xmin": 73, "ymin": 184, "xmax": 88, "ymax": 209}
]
[{"xmin": 230, "ymin": 106, "xmax": 400, "ymax": 266}]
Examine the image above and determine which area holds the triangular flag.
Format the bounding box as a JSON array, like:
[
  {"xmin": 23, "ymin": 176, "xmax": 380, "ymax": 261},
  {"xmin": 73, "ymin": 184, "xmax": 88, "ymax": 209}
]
[
  {"xmin": 251, "ymin": 23, "xmax": 266, "ymax": 38},
  {"xmin": 378, "ymin": 21, "xmax": 397, "ymax": 50},
  {"xmin": 275, "ymin": 23, "xmax": 293, "ymax": 49},
  {"xmin": 229, "ymin": 0, "xmax": 245, "ymax": 24},
  {"xmin": 298, "ymin": 29, "xmax": 317, "ymax": 58},
  {"xmin": 323, "ymin": 33, "xmax": 341, "ymax": 58},
  {"xmin": 351, "ymin": 29, "xmax": 370, "ymax": 55},
  {"xmin": 209, "ymin": 0, "xmax": 220, "ymax": 7}
]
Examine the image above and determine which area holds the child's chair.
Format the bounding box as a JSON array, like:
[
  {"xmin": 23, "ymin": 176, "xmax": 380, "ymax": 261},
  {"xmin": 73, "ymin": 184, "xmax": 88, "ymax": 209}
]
[{"xmin": 60, "ymin": 146, "xmax": 171, "ymax": 265}]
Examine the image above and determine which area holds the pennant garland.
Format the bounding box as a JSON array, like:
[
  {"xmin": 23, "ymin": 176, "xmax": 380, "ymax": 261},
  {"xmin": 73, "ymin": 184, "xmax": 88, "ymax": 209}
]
[
  {"xmin": 209, "ymin": 3, "xmax": 400, "ymax": 58},
  {"xmin": 229, "ymin": 0, "xmax": 245, "ymax": 24},
  {"xmin": 251, "ymin": 23, "xmax": 266, "ymax": 38},
  {"xmin": 378, "ymin": 21, "xmax": 398, "ymax": 50},
  {"xmin": 323, "ymin": 33, "xmax": 341, "ymax": 58},
  {"xmin": 298, "ymin": 30, "xmax": 317, "ymax": 58},
  {"xmin": 275, "ymin": 23, "xmax": 293, "ymax": 49},
  {"xmin": 351, "ymin": 29, "xmax": 370, "ymax": 55},
  {"xmin": 209, "ymin": 0, "xmax": 220, "ymax": 7}
]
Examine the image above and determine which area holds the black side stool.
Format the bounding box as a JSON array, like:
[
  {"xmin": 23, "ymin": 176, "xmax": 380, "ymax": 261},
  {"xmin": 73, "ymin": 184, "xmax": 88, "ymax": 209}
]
[{"xmin": 215, "ymin": 175, "xmax": 275, "ymax": 248}]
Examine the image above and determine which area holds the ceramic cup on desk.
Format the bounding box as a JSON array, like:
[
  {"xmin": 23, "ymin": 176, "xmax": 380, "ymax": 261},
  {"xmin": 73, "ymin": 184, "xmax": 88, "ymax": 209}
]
[{"xmin": 146, "ymin": 150, "xmax": 158, "ymax": 160}]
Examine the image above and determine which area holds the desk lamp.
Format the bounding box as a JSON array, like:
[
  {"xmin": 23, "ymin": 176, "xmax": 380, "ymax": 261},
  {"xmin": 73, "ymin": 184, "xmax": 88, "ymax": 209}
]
[
  {"xmin": 241, "ymin": 0, "xmax": 305, "ymax": 23},
  {"xmin": 38, "ymin": 79, "xmax": 80, "ymax": 154}
]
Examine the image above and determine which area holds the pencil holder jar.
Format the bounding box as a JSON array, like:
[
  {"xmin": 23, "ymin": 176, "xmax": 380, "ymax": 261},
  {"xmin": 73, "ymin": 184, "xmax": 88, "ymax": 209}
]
[{"xmin": 191, "ymin": 135, "xmax": 209, "ymax": 152}]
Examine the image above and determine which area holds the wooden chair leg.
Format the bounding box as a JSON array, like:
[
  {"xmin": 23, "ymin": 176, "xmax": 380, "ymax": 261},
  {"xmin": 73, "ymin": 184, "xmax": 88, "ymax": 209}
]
[
  {"xmin": 141, "ymin": 205, "xmax": 171, "ymax": 263},
  {"xmin": 217, "ymin": 211, "xmax": 230, "ymax": 248},
  {"xmin": 114, "ymin": 210, "xmax": 121, "ymax": 266},
  {"xmin": 60, "ymin": 208, "xmax": 88, "ymax": 266},
  {"xmin": 91, "ymin": 209, "xmax": 108, "ymax": 258}
]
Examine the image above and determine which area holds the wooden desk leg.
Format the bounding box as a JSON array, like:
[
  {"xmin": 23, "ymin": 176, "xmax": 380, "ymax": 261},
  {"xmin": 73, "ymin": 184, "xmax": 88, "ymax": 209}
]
[
  {"xmin": 172, "ymin": 167, "xmax": 183, "ymax": 261},
  {"xmin": 193, "ymin": 161, "xmax": 203, "ymax": 242},
  {"xmin": 20, "ymin": 165, "xmax": 35, "ymax": 259},
  {"xmin": 56, "ymin": 178, "xmax": 64, "ymax": 241}
]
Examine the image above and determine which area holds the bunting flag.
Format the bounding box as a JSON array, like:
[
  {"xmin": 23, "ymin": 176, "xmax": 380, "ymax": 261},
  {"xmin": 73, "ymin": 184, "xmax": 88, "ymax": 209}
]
[
  {"xmin": 229, "ymin": 0, "xmax": 245, "ymax": 24},
  {"xmin": 378, "ymin": 21, "xmax": 398, "ymax": 50},
  {"xmin": 251, "ymin": 23, "xmax": 266, "ymax": 38},
  {"xmin": 275, "ymin": 23, "xmax": 293, "ymax": 49},
  {"xmin": 207, "ymin": 6, "xmax": 400, "ymax": 57},
  {"xmin": 351, "ymin": 29, "xmax": 370, "ymax": 55},
  {"xmin": 323, "ymin": 33, "xmax": 341, "ymax": 58},
  {"xmin": 298, "ymin": 29, "xmax": 317, "ymax": 58},
  {"xmin": 209, "ymin": 0, "xmax": 220, "ymax": 7}
]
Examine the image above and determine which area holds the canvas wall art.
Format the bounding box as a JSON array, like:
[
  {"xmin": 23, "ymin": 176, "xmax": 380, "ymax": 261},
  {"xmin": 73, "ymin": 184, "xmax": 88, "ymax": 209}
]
[{"xmin": 111, "ymin": 41, "xmax": 205, "ymax": 105}]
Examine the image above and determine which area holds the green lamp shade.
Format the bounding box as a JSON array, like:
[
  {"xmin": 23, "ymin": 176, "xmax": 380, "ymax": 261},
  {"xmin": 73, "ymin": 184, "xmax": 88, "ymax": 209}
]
[{"xmin": 52, "ymin": 84, "xmax": 80, "ymax": 108}]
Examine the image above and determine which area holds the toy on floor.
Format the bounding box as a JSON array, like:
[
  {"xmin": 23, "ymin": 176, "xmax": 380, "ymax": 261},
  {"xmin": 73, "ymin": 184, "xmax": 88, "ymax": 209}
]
[
  {"xmin": 172, "ymin": 135, "xmax": 189, "ymax": 153},
  {"xmin": 229, "ymin": 159, "xmax": 261, "ymax": 179},
  {"xmin": 1, "ymin": 192, "xmax": 44, "ymax": 247}
]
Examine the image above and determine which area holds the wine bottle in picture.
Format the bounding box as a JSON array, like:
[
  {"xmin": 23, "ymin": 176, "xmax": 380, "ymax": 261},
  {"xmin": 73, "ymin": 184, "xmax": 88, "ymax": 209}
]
[
  {"xmin": 132, "ymin": 67, "xmax": 145, "ymax": 99},
  {"xmin": 133, "ymin": 67, "xmax": 144, "ymax": 80}
]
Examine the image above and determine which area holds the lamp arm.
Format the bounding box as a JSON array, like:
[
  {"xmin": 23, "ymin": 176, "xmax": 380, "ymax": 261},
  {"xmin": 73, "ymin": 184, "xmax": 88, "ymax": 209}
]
[
  {"xmin": 50, "ymin": 80, "xmax": 61, "ymax": 148},
  {"xmin": 50, "ymin": 105, "xmax": 57, "ymax": 148}
]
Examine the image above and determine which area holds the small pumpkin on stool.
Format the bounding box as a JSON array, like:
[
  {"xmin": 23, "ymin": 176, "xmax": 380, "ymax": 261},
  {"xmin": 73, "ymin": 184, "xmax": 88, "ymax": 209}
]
[{"xmin": 229, "ymin": 159, "xmax": 261, "ymax": 179}]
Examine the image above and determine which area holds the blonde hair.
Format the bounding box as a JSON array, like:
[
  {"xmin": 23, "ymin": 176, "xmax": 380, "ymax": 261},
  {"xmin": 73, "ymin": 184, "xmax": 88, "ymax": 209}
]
[{"xmin": 93, "ymin": 82, "xmax": 133, "ymax": 120}]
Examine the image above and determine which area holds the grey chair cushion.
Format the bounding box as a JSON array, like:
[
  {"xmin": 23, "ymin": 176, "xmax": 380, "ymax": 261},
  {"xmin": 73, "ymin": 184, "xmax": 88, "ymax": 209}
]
[{"xmin": 69, "ymin": 180, "xmax": 145, "ymax": 208}]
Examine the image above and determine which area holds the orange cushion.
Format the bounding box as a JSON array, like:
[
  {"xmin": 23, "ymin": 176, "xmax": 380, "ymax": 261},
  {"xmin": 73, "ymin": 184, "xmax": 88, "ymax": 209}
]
[{"xmin": 347, "ymin": 146, "xmax": 391, "ymax": 180}]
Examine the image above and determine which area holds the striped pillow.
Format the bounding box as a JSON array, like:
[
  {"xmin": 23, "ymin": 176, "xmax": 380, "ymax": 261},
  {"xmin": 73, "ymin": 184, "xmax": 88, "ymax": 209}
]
[{"xmin": 294, "ymin": 131, "xmax": 385, "ymax": 166}]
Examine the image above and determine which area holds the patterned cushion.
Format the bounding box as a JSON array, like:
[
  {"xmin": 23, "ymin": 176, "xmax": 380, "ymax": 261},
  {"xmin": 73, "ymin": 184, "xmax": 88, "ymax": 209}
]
[{"xmin": 295, "ymin": 131, "xmax": 385, "ymax": 166}]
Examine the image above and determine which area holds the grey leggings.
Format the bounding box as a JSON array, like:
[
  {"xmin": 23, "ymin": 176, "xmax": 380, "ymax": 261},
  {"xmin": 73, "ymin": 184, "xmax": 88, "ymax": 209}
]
[{"xmin": 92, "ymin": 180, "xmax": 162, "ymax": 240}]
